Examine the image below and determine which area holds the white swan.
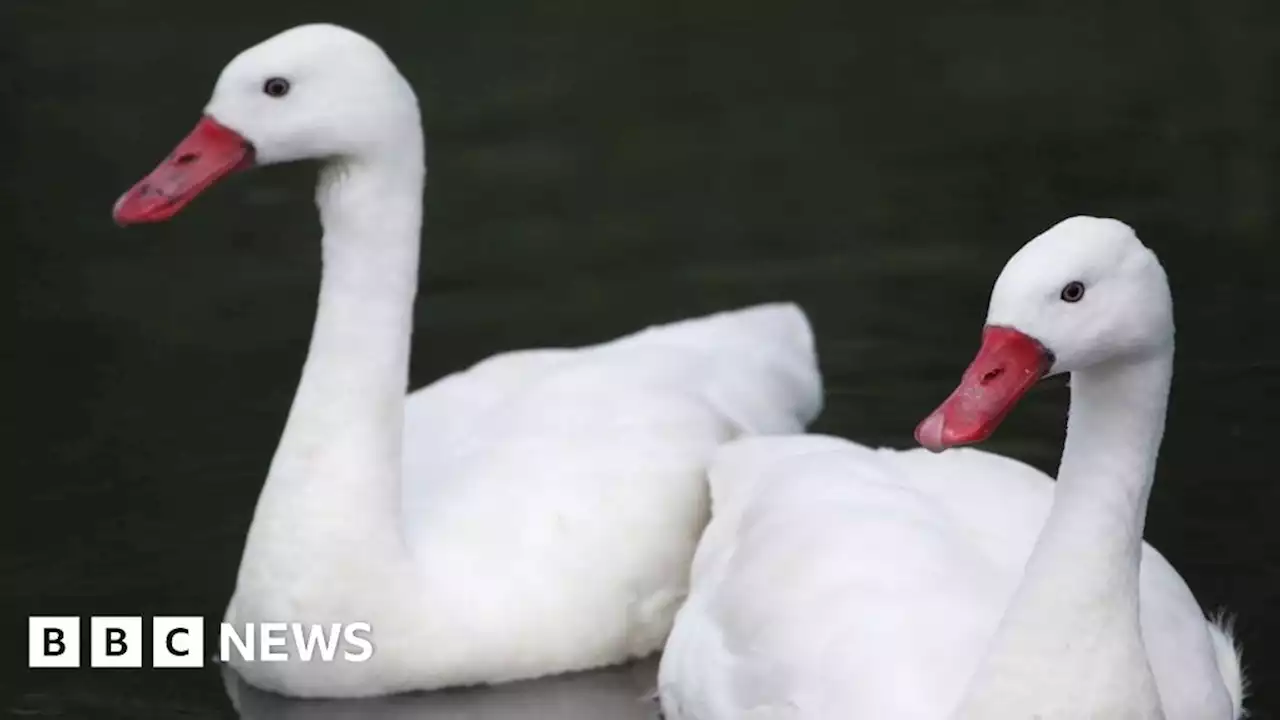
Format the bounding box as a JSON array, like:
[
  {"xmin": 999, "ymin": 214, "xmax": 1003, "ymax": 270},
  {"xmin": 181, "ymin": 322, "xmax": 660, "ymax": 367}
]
[
  {"xmin": 111, "ymin": 24, "xmax": 822, "ymax": 698},
  {"xmin": 657, "ymin": 217, "xmax": 1245, "ymax": 719}
]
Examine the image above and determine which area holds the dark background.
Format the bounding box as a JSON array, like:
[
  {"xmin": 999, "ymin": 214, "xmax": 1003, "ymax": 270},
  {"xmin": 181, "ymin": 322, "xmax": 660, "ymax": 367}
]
[{"xmin": 5, "ymin": 0, "xmax": 1277, "ymax": 717}]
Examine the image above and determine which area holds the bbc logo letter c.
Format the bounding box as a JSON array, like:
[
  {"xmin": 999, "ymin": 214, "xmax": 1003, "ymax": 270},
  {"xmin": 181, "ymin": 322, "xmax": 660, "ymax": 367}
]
[{"xmin": 153, "ymin": 616, "xmax": 204, "ymax": 668}]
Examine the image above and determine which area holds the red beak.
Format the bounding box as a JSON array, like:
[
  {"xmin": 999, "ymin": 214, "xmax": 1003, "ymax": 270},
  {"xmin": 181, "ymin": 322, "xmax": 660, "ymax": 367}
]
[
  {"xmin": 112, "ymin": 116, "xmax": 253, "ymax": 226},
  {"xmin": 915, "ymin": 326, "xmax": 1053, "ymax": 452}
]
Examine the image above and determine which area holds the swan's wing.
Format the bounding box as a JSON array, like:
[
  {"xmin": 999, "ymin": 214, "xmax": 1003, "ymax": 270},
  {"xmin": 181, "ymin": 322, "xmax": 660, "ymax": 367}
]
[
  {"xmin": 593, "ymin": 302, "xmax": 822, "ymax": 435},
  {"xmin": 694, "ymin": 440, "xmax": 1055, "ymax": 586},
  {"xmin": 401, "ymin": 302, "xmax": 822, "ymax": 479},
  {"xmin": 661, "ymin": 436, "xmax": 1015, "ymax": 719},
  {"xmin": 1135, "ymin": 542, "xmax": 1246, "ymax": 719},
  {"xmin": 403, "ymin": 347, "xmax": 579, "ymax": 462}
]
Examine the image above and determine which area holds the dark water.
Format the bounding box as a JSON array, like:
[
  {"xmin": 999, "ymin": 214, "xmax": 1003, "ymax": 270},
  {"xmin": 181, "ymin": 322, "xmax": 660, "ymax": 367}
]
[{"xmin": 6, "ymin": 0, "xmax": 1278, "ymax": 717}]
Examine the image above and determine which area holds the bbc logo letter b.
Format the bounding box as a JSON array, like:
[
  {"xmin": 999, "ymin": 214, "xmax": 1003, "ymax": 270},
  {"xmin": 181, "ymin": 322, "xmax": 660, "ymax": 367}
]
[
  {"xmin": 90, "ymin": 617, "xmax": 142, "ymax": 668},
  {"xmin": 29, "ymin": 617, "xmax": 80, "ymax": 668}
]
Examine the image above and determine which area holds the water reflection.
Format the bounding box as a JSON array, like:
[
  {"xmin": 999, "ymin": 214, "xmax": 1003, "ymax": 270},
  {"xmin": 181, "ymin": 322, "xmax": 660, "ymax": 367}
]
[{"xmin": 222, "ymin": 658, "xmax": 661, "ymax": 719}]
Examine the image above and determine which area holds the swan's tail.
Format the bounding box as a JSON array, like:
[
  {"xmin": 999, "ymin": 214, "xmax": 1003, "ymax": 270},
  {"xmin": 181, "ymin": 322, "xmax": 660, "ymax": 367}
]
[{"xmin": 1207, "ymin": 612, "xmax": 1247, "ymax": 718}]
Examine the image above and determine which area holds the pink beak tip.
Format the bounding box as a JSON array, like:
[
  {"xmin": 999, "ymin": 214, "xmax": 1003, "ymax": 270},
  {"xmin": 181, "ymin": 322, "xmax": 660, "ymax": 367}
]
[
  {"xmin": 914, "ymin": 412, "xmax": 948, "ymax": 453},
  {"xmin": 111, "ymin": 193, "xmax": 132, "ymax": 226}
]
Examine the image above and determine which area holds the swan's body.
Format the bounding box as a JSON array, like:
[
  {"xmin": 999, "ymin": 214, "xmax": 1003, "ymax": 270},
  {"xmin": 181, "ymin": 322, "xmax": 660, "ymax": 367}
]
[
  {"xmin": 658, "ymin": 218, "xmax": 1245, "ymax": 720},
  {"xmin": 659, "ymin": 437, "xmax": 1242, "ymax": 719},
  {"xmin": 113, "ymin": 24, "xmax": 821, "ymax": 697}
]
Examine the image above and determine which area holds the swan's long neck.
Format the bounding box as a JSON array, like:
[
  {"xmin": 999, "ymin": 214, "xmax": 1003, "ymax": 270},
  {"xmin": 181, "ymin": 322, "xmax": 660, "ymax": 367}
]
[
  {"xmin": 954, "ymin": 350, "xmax": 1174, "ymax": 720},
  {"xmin": 234, "ymin": 138, "xmax": 425, "ymax": 595}
]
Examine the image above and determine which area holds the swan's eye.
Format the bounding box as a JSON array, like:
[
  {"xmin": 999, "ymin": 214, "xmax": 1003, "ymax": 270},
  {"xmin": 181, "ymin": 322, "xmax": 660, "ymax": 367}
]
[
  {"xmin": 1060, "ymin": 281, "xmax": 1086, "ymax": 303},
  {"xmin": 263, "ymin": 77, "xmax": 291, "ymax": 98}
]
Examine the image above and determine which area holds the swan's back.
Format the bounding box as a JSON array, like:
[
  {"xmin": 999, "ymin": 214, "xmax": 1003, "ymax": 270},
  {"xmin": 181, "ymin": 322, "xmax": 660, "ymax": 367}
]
[
  {"xmin": 403, "ymin": 302, "xmax": 819, "ymax": 458},
  {"xmin": 664, "ymin": 437, "xmax": 1024, "ymax": 718}
]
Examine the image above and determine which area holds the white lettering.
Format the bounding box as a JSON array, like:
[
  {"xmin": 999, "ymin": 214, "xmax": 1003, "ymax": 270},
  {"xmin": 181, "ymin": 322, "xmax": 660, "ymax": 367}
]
[
  {"xmin": 343, "ymin": 622, "xmax": 374, "ymax": 662},
  {"xmin": 216, "ymin": 621, "xmax": 374, "ymax": 662},
  {"xmin": 291, "ymin": 623, "xmax": 342, "ymax": 661},
  {"xmin": 219, "ymin": 623, "xmax": 254, "ymax": 662},
  {"xmin": 259, "ymin": 622, "xmax": 288, "ymax": 661}
]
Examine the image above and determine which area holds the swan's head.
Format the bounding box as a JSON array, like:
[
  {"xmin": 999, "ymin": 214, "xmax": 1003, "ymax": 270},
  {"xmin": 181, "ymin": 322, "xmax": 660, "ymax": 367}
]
[
  {"xmin": 916, "ymin": 216, "xmax": 1173, "ymax": 451},
  {"xmin": 113, "ymin": 24, "xmax": 420, "ymax": 225}
]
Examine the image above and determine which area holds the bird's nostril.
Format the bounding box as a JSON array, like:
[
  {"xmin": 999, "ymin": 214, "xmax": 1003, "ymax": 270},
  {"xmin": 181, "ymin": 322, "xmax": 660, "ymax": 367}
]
[
  {"xmin": 174, "ymin": 153, "xmax": 199, "ymax": 165},
  {"xmin": 981, "ymin": 367, "xmax": 1005, "ymax": 385}
]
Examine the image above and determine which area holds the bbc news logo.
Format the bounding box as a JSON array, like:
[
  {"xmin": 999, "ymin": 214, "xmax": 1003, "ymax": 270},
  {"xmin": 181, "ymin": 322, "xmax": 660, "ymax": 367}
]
[{"xmin": 29, "ymin": 617, "xmax": 373, "ymax": 668}]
